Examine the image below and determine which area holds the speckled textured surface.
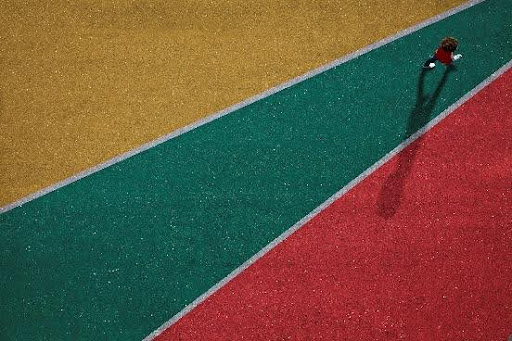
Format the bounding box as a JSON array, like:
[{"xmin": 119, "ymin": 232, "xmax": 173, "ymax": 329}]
[
  {"xmin": 1, "ymin": 0, "xmax": 511, "ymax": 340},
  {"xmin": 157, "ymin": 67, "xmax": 512, "ymax": 341},
  {"xmin": 0, "ymin": 0, "xmax": 467, "ymax": 205}
]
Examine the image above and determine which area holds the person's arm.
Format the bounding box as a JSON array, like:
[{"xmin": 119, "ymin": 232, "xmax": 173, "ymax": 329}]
[{"xmin": 452, "ymin": 53, "xmax": 462, "ymax": 61}]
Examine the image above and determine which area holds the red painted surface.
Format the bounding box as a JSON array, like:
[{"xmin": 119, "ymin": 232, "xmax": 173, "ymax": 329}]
[{"xmin": 156, "ymin": 70, "xmax": 512, "ymax": 341}]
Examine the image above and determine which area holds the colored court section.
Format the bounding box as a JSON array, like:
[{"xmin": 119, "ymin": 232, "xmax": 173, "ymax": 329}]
[
  {"xmin": 0, "ymin": 0, "xmax": 467, "ymax": 206},
  {"xmin": 158, "ymin": 67, "xmax": 512, "ymax": 341},
  {"xmin": 155, "ymin": 67, "xmax": 512, "ymax": 341},
  {"xmin": 1, "ymin": 0, "xmax": 511, "ymax": 339}
]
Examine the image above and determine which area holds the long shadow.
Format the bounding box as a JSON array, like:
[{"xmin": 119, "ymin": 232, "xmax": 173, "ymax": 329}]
[{"xmin": 377, "ymin": 66, "xmax": 455, "ymax": 218}]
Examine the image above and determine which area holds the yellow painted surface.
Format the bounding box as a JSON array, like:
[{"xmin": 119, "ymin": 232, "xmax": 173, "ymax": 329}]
[{"xmin": 0, "ymin": 0, "xmax": 467, "ymax": 205}]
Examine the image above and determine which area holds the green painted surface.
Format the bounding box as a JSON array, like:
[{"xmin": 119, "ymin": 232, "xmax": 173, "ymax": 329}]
[{"xmin": 1, "ymin": 0, "xmax": 511, "ymax": 339}]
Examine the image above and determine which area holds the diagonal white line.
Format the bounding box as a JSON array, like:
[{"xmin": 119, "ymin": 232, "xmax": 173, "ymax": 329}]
[
  {"xmin": 143, "ymin": 6, "xmax": 512, "ymax": 340},
  {"xmin": 0, "ymin": 0, "xmax": 487, "ymax": 215},
  {"xmin": 143, "ymin": 57, "xmax": 512, "ymax": 341}
]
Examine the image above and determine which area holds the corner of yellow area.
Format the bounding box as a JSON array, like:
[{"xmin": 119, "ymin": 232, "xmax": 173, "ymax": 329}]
[{"xmin": 0, "ymin": 0, "xmax": 468, "ymax": 206}]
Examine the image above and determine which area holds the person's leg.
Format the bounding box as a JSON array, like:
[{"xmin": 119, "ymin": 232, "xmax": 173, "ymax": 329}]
[{"xmin": 423, "ymin": 55, "xmax": 437, "ymax": 68}]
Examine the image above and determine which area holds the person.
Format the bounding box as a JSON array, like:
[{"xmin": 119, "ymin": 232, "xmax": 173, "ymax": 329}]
[{"xmin": 423, "ymin": 37, "xmax": 462, "ymax": 69}]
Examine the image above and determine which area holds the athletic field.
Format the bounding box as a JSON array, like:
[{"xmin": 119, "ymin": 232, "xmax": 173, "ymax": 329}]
[{"xmin": 1, "ymin": 0, "xmax": 511, "ymax": 339}]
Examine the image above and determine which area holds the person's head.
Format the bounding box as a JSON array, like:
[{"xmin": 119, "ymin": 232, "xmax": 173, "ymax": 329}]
[{"xmin": 440, "ymin": 37, "xmax": 458, "ymax": 52}]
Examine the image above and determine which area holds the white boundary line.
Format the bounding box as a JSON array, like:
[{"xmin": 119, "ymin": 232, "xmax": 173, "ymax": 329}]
[
  {"xmin": 143, "ymin": 58, "xmax": 512, "ymax": 341},
  {"xmin": 0, "ymin": 0, "xmax": 487, "ymax": 214},
  {"xmin": 144, "ymin": 10, "xmax": 512, "ymax": 341}
]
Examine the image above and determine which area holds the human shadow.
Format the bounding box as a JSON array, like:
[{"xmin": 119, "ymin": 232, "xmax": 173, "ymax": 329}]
[{"xmin": 377, "ymin": 66, "xmax": 455, "ymax": 218}]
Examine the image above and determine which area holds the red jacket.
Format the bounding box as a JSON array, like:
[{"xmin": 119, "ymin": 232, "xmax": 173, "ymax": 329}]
[{"xmin": 434, "ymin": 48, "xmax": 453, "ymax": 65}]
